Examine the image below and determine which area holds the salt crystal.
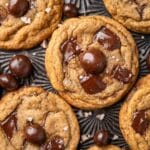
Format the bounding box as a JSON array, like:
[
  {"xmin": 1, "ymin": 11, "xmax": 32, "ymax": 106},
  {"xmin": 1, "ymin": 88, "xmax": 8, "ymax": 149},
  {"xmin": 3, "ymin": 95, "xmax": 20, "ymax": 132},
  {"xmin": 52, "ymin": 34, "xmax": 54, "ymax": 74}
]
[
  {"xmin": 112, "ymin": 135, "xmax": 119, "ymax": 140},
  {"xmin": 21, "ymin": 17, "xmax": 31, "ymax": 24},
  {"xmin": 41, "ymin": 40, "xmax": 48, "ymax": 48},
  {"xmin": 63, "ymin": 126, "xmax": 68, "ymax": 131},
  {"xmin": 27, "ymin": 117, "xmax": 33, "ymax": 122},
  {"xmin": 96, "ymin": 114, "xmax": 105, "ymax": 120},
  {"xmin": 45, "ymin": 8, "xmax": 51, "ymax": 13}
]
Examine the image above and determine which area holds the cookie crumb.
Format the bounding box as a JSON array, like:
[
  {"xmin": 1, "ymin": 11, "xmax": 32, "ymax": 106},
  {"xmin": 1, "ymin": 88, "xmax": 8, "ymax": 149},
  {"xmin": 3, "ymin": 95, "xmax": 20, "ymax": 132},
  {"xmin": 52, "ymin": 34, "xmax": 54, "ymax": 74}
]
[
  {"xmin": 21, "ymin": 17, "xmax": 31, "ymax": 24},
  {"xmin": 41, "ymin": 40, "xmax": 48, "ymax": 48},
  {"xmin": 45, "ymin": 8, "xmax": 51, "ymax": 13},
  {"xmin": 112, "ymin": 134, "xmax": 119, "ymax": 140},
  {"xmin": 96, "ymin": 113, "xmax": 105, "ymax": 120}
]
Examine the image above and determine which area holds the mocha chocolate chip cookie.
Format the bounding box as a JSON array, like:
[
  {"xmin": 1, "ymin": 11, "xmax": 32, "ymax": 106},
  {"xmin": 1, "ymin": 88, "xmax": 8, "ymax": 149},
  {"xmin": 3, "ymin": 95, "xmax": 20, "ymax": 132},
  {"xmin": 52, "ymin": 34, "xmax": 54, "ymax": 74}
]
[
  {"xmin": 103, "ymin": 0, "xmax": 150, "ymax": 33},
  {"xmin": 120, "ymin": 75, "xmax": 150, "ymax": 150},
  {"xmin": 45, "ymin": 16, "xmax": 139, "ymax": 109},
  {"xmin": 0, "ymin": 87, "xmax": 80, "ymax": 149},
  {"xmin": 88, "ymin": 145, "xmax": 121, "ymax": 150},
  {"xmin": 0, "ymin": 0, "xmax": 63, "ymax": 50}
]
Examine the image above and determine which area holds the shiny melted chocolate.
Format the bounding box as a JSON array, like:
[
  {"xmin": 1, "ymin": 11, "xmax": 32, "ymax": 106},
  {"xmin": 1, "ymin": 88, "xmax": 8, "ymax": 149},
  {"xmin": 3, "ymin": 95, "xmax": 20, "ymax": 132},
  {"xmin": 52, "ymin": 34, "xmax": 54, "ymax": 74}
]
[
  {"xmin": 79, "ymin": 75, "xmax": 106, "ymax": 94},
  {"xmin": 1, "ymin": 111, "xmax": 17, "ymax": 139},
  {"xmin": 95, "ymin": 27, "xmax": 121, "ymax": 51},
  {"xmin": 61, "ymin": 38, "xmax": 81, "ymax": 63},
  {"xmin": 41, "ymin": 136, "xmax": 64, "ymax": 150},
  {"xmin": 113, "ymin": 66, "xmax": 133, "ymax": 84},
  {"xmin": 132, "ymin": 110, "xmax": 149, "ymax": 135},
  {"xmin": 79, "ymin": 49, "xmax": 107, "ymax": 74},
  {"xmin": 93, "ymin": 130, "xmax": 110, "ymax": 146},
  {"xmin": 8, "ymin": 0, "xmax": 30, "ymax": 17}
]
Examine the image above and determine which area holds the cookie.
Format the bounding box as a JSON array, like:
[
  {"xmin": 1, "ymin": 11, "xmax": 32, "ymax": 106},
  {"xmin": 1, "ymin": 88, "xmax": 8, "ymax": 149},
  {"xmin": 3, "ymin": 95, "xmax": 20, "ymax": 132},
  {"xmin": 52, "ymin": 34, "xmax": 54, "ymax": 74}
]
[
  {"xmin": 103, "ymin": 0, "xmax": 150, "ymax": 33},
  {"xmin": 45, "ymin": 16, "xmax": 139, "ymax": 109},
  {"xmin": 88, "ymin": 145, "xmax": 121, "ymax": 150},
  {"xmin": 0, "ymin": 0, "xmax": 63, "ymax": 50},
  {"xmin": 0, "ymin": 87, "xmax": 80, "ymax": 149},
  {"xmin": 120, "ymin": 75, "xmax": 150, "ymax": 150}
]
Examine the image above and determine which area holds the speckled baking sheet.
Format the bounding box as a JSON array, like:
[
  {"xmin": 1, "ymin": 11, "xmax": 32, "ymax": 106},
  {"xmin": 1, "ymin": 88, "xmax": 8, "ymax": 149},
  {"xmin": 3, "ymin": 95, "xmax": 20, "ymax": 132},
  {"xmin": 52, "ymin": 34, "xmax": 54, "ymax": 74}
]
[{"xmin": 0, "ymin": 0, "xmax": 150, "ymax": 149}]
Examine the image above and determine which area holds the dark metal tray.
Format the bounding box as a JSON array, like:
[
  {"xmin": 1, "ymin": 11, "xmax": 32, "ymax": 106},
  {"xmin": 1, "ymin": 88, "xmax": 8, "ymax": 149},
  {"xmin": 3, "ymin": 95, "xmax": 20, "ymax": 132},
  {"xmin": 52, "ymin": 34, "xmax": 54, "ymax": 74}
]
[{"xmin": 0, "ymin": 0, "xmax": 150, "ymax": 149}]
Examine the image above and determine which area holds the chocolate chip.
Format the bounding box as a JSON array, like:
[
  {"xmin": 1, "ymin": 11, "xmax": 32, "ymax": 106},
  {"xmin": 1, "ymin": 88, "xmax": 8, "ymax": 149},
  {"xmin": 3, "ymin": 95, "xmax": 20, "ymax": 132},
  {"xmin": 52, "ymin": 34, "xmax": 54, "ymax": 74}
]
[
  {"xmin": 63, "ymin": 4, "xmax": 78, "ymax": 18},
  {"xmin": 132, "ymin": 110, "xmax": 149, "ymax": 135},
  {"xmin": 93, "ymin": 130, "xmax": 110, "ymax": 146},
  {"xmin": 80, "ymin": 49, "xmax": 107, "ymax": 74},
  {"xmin": 94, "ymin": 27, "xmax": 121, "ymax": 51},
  {"xmin": 80, "ymin": 75, "xmax": 106, "ymax": 94},
  {"xmin": 8, "ymin": 0, "xmax": 30, "ymax": 17},
  {"xmin": 25, "ymin": 123, "xmax": 46, "ymax": 145},
  {"xmin": 0, "ymin": 6, "xmax": 8, "ymax": 22},
  {"xmin": 0, "ymin": 74, "xmax": 18, "ymax": 91},
  {"xmin": 113, "ymin": 66, "xmax": 133, "ymax": 84},
  {"xmin": 61, "ymin": 38, "xmax": 81, "ymax": 63},
  {"xmin": 41, "ymin": 136, "xmax": 64, "ymax": 150},
  {"xmin": 146, "ymin": 52, "xmax": 150, "ymax": 70},
  {"xmin": 9, "ymin": 55, "xmax": 33, "ymax": 78},
  {"xmin": 1, "ymin": 111, "xmax": 17, "ymax": 139}
]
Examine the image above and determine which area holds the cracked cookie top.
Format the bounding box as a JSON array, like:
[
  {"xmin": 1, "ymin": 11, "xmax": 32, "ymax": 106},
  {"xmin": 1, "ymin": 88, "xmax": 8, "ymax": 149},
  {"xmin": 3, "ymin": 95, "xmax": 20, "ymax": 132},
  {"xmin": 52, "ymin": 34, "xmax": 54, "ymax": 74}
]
[
  {"xmin": 45, "ymin": 16, "xmax": 139, "ymax": 109},
  {"xmin": 0, "ymin": 87, "xmax": 80, "ymax": 150},
  {"xmin": 120, "ymin": 75, "xmax": 150, "ymax": 150},
  {"xmin": 103, "ymin": 0, "xmax": 150, "ymax": 33},
  {"xmin": 0, "ymin": 0, "xmax": 63, "ymax": 50}
]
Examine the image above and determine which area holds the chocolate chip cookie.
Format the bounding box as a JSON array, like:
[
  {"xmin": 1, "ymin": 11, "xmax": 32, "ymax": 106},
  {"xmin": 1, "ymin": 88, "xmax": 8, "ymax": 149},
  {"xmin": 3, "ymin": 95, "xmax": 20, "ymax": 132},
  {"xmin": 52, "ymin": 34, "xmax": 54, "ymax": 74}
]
[
  {"xmin": 103, "ymin": 0, "xmax": 150, "ymax": 33},
  {"xmin": 45, "ymin": 16, "xmax": 139, "ymax": 109},
  {"xmin": 120, "ymin": 75, "xmax": 150, "ymax": 150},
  {"xmin": 88, "ymin": 145, "xmax": 121, "ymax": 150},
  {"xmin": 0, "ymin": 0, "xmax": 63, "ymax": 50},
  {"xmin": 0, "ymin": 87, "xmax": 80, "ymax": 149}
]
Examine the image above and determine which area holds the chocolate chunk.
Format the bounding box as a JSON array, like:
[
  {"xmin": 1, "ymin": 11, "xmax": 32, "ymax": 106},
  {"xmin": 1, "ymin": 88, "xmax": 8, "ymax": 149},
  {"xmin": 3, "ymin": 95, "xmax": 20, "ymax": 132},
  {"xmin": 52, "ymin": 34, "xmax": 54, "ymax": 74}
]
[
  {"xmin": 41, "ymin": 136, "xmax": 64, "ymax": 150},
  {"xmin": 63, "ymin": 4, "xmax": 78, "ymax": 18},
  {"xmin": 61, "ymin": 38, "xmax": 81, "ymax": 63},
  {"xmin": 0, "ymin": 6, "xmax": 8, "ymax": 22},
  {"xmin": 132, "ymin": 110, "xmax": 149, "ymax": 135},
  {"xmin": 80, "ymin": 75, "xmax": 106, "ymax": 94},
  {"xmin": 80, "ymin": 49, "xmax": 107, "ymax": 74},
  {"xmin": 25, "ymin": 123, "xmax": 46, "ymax": 145},
  {"xmin": 0, "ymin": 74, "xmax": 18, "ymax": 91},
  {"xmin": 8, "ymin": 0, "xmax": 30, "ymax": 17},
  {"xmin": 94, "ymin": 27, "xmax": 121, "ymax": 51},
  {"xmin": 146, "ymin": 52, "xmax": 150, "ymax": 70},
  {"xmin": 113, "ymin": 66, "xmax": 133, "ymax": 84},
  {"xmin": 1, "ymin": 111, "xmax": 17, "ymax": 139},
  {"xmin": 93, "ymin": 130, "xmax": 110, "ymax": 146},
  {"xmin": 9, "ymin": 55, "xmax": 33, "ymax": 78}
]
